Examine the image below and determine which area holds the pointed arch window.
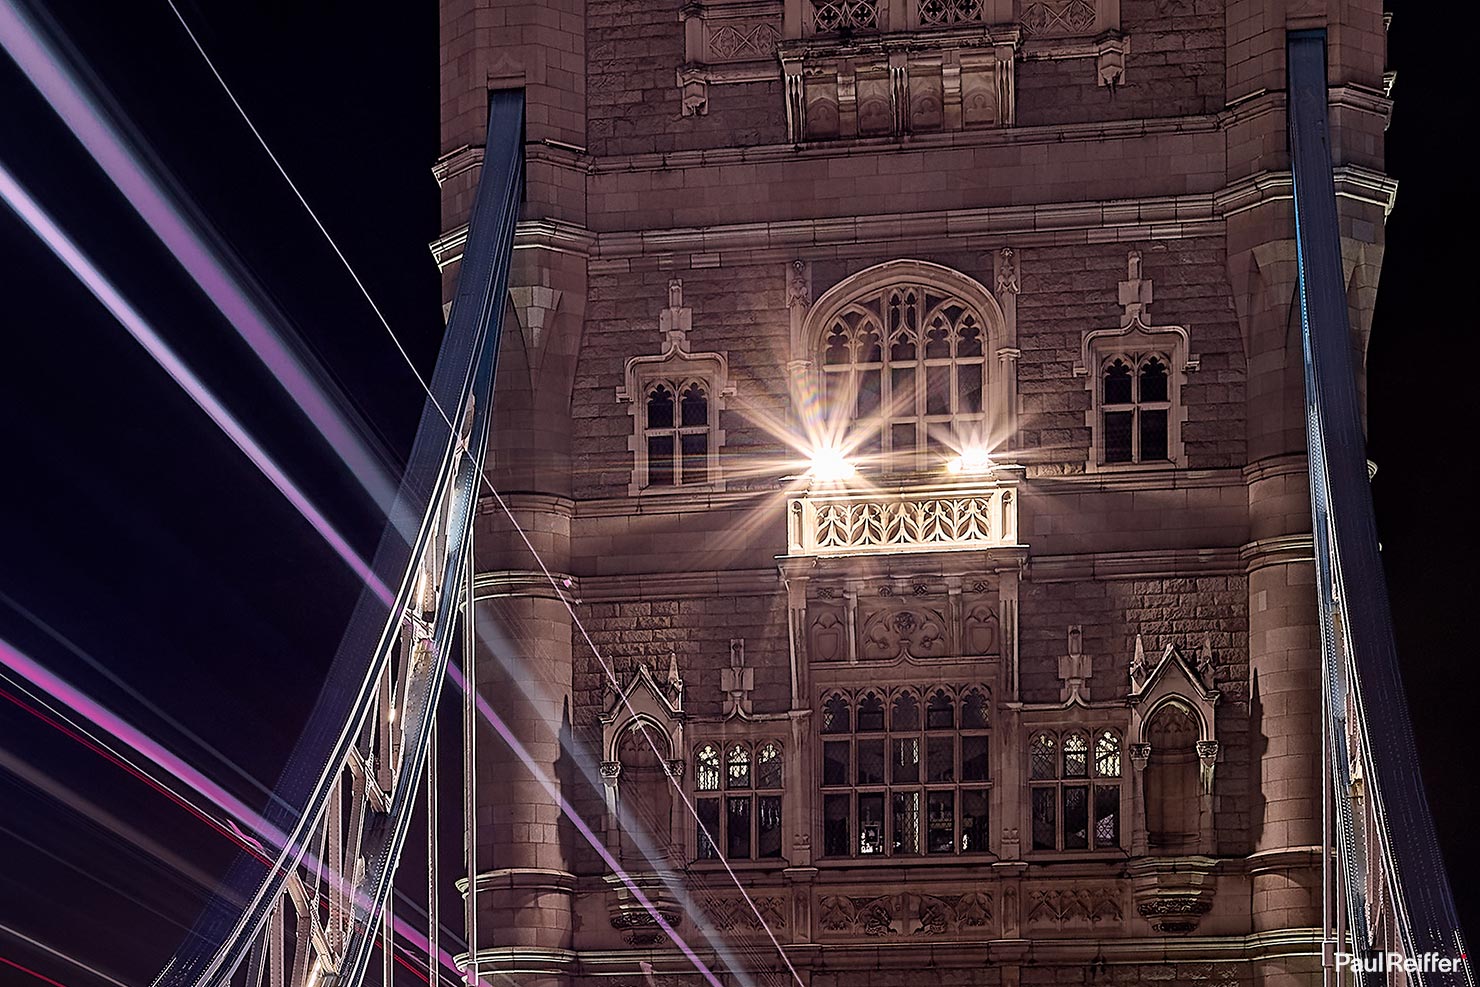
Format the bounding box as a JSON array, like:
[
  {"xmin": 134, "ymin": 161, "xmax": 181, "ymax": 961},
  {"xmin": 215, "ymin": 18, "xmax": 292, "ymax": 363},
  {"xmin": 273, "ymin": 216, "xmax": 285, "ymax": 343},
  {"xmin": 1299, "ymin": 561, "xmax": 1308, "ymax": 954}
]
[
  {"xmin": 816, "ymin": 280, "xmax": 992, "ymax": 474},
  {"xmin": 694, "ymin": 741, "xmax": 784, "ymax": 861},
  {"xmin": 1100, "ymin": 354, "xmax": 1171, "ymax": 464},
  {"xmin": 1028, "ymin": 728, "xmax": 1122, "ymax": 852},
  {"xmin": 642, "ymin": 380, "xmax": 712, "ymax": 487}
]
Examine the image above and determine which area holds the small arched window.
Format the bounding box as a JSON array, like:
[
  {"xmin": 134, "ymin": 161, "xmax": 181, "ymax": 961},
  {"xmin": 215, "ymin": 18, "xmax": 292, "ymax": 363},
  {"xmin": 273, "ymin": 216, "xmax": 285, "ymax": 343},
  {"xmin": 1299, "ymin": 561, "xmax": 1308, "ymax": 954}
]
[
  {"xmin": 1100, "ymin": 354, "xmax": 1171, "ymax": 465},
  {"xmin": 1029, "ymin": 729, "xmax": 1122, "ymax": 851},
  {"xmin": 694, "ymin": 741, "xmax": 784, "ymax": 861},
  {"xmin": 643, "ymin": 380, "xmax": 713, "ymax": 488}
]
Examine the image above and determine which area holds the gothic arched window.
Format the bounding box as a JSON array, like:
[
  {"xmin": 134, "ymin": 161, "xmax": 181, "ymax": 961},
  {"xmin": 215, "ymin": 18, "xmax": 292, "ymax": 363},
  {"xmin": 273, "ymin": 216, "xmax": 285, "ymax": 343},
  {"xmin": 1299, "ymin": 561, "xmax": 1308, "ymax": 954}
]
[
  {"xmin": 694, "ymin": 741, "xmax": 784, "ymax": 861},
  {"xmin": 820, "ymin": 685, "xmax": 991, "ymax": 858},
  {"xmin": 616, "ymin": 726, "xmax": 673, "ymax": 864},
  {"xmin": 816, "ymin": 278, "xmax": 992, "ymax": 473},
  {"xmin": 1028, "ymin": 728, "xmax": 1122, "ymax": 852},
  {"xmin": 1100, "ymin": 353, "xmax": 1171, "ymax": 465},
  {"xmin": 643, "ymin": 379, "xmax": 713, "ymax": 487}
]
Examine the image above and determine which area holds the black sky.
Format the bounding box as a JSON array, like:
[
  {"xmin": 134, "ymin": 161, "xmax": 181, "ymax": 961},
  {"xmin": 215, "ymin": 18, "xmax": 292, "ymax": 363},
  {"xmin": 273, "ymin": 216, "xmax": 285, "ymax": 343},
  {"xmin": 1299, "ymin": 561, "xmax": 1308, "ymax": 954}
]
[{"xmin": 0, "ymin": 2, "xmax": 1474, "ymax": 985}]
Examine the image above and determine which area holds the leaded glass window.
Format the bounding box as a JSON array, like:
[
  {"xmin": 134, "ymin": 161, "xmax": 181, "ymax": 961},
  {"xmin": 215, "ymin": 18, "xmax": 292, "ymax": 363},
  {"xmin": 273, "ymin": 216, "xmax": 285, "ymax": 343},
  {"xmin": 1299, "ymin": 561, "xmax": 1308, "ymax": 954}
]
[
  {"xmin": 1027, "ymin": 728, "xmax": 1123, "ymax": 851},
  {"xmin": 819, "ymin": 685, "xmax": 992, "ymax": 858}
]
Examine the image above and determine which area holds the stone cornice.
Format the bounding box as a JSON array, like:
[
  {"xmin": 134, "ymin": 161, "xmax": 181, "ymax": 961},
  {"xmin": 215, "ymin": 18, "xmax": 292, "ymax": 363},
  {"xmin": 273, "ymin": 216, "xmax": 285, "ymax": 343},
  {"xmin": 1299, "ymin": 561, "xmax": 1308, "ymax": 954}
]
[
  {"xmin": 473, "ymin": 569, "xmax": 579, "ymax": 602},
  {"xmin": 577, "ymin": 568, "xmax": 779, "ymax": 601},
  {"xmin": 575, "ymin": 927, "xmax": 1323, "ymax": 973},
  {"xmin": 432, "ymin": 166, "xmax": 1395, "ymax": 271},
  {"xmin": 591, "ymin": 108, "xmax": 1218, "ymax": 176},
  {"xmin": 1028, "ymin": 547, "xmax": 1246, "ymax": 583},
  {"xmin": 1024, "ymin": 466, "xmax": 1240, "ymax": 493},
  {"xmin": 1240, "ymin": 534, "xmax": 1315, "ymax": 571},
  {"xmin": 1242, "ymin": 452, "xmax": 1309, "ymax": 487}
]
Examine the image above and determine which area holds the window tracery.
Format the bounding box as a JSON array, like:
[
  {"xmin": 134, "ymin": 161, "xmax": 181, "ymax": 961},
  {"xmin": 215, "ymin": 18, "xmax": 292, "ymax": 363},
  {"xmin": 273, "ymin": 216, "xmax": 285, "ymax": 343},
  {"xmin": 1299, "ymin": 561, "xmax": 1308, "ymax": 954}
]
[
  {"xmin": 619, "ymin": 279, "xmax": 733, "ymax": 495},
  {"xmin": 695, "ymin": 741, "xmax": 784, "ymax": 861},
  {"xmin": 1027, "ymin": 728, "xmax": 1122, "ymax": 852},
  {"xmin": 1099, "ymin": 353, "xmax": 1171, "ymax": 464},
  {"xmin": 805, "ymin": 263, "xmax": 1006, "ymax": 475},
  {"xmin": 1076, "ymin": 250, "xmax": 1196, "ymax": 471},
  {"xmin": 818, "ymin": 685, "xmax": 992, "ymax": 858}
]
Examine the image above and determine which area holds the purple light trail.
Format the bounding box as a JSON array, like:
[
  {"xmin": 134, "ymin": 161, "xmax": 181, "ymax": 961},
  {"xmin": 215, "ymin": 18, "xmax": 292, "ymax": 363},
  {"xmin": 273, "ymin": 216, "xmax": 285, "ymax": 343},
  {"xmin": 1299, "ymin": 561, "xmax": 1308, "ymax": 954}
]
[
  {"xmin": 0, "ymin": 0, "xmax": 402, "ymax": 521},
  {"xmin": 0, "ymin": 159, "xmax": 391, "ymax": 610}
]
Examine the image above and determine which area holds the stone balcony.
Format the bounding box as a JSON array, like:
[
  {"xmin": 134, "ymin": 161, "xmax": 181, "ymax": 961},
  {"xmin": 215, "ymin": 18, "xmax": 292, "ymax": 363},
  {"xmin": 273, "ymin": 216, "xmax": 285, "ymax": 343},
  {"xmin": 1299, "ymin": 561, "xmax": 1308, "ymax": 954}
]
[{"xmin": 786, "ymin": 480, "xmax": 1019, "ymax": 557}]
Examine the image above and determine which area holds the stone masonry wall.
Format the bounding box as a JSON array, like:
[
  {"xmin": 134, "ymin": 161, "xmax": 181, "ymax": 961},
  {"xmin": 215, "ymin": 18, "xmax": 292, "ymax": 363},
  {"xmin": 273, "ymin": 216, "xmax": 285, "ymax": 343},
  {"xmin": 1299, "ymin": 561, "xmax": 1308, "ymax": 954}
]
[
  {"xmin": 1019, "ymin": 573, "xmax": 1252, "ymax": 851},
  {"xmin": 1017, "ymin": 0, "xmax": 1226, "ymax": 128},
  {"xmin": 577, "ymin": 239, "xmax": 1246, "ymax": 500},
  {"xmin": 584, "ymin": 0, "xmax": 1226, "ymax": 158},
  {"xmin": 1015, "ymin": 238, "xmax": 1246, "ymax": 472}
]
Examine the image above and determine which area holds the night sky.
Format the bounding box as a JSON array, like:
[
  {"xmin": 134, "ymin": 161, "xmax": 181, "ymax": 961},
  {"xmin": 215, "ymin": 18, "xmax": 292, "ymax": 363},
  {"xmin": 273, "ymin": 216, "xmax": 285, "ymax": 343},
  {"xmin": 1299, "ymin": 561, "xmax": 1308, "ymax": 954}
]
[{"xmin": 0, "ymin": 2, "xmax": 1473, "ymax": 985}]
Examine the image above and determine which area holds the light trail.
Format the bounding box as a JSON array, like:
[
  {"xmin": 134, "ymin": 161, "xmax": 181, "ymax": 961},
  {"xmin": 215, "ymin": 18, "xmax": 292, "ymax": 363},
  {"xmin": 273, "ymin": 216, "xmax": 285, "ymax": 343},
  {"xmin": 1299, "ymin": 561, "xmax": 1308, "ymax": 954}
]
[
  {"xmin": 7, "ymin": 6, "xmax": 798, "ymax": 980},
  {"xmin": 0, "ymin": 923, "xmax": 133, "ymax": 987},
  {"xmin": 0, "ymin": 954, "xmax": 76, "ymax": 987},
  {"xmin": 445, "ymin": 663, "xmax": 728, "ymax": 987},
  {"xmin": 0, "ymin": 743, "xmax": 224, "ymax": 892},
  {"xmin": 0, "ymin": 0, "xmax": 402, "ymax": 521},
  {"xmin": 0, "ymin": 158, "xmax": 391, "ymax": 610},
  {"xmin": 0, "ymin": 590, "xmax": 290, "ymax": 815},
  {"xmin": 0, "ymin": 637, "xmax": 561, "ymax": 987}
]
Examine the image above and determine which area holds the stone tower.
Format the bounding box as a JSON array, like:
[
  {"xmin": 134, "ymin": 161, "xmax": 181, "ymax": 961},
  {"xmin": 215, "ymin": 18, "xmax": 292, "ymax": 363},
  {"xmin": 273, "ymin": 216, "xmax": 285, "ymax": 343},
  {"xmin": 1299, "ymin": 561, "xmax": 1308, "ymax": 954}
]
[{"xmin": 435, "ymin": 1, "xmax": 1393, "ymax": 985}]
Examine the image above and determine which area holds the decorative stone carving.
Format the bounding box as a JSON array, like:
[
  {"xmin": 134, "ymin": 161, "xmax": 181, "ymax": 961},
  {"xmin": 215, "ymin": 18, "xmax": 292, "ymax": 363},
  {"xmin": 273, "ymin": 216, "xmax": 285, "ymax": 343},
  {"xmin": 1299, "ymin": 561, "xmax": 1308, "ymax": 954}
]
[
  {"xmin": 1026, "ymin": 887, "xmax": 1122, "ymax": 927},
  {"xmin": 606, "ymin": 872, "xmax": 684, "ymax": 945},
  {"xmin": 778, "ymin": 31, "xmax": 1016, "ymax": 142},
  {"xmin": 963, "ymin": 604, "xmax": 1000, "ymax": 656},
  {"xmin": 677, "ymin": 0, "xmax": 784, "ymax": 114},
  {"xmin": 701, "ymin": 893, "xmax": 789, "ymax": 932},
  {"xmin": 1196, "ymin": 740, "xmax": 1219, "ymax": 795},
  {"xmin": 787, "ymin": 482, "xmax": 1018, "ymax": 557},
  {"xmin": 721, "ymin": 638, "xmax": 754, "ymax": 717},
  {"xmin": 809, "ymin": 608, "xmax": 846, "ymax": 661},
  {"xmin": 859, "ymin": 606, "xmax": 949, "ymax": 660},
  {"xmin": 818, "ymin": 891, "xmax": 992, "ymax": 937},
  {"xmin": 1020, "ymin": 0, "xmax": 1096, "ymax": 36},
  {"xmin": 996, "ymin": 247, "xmax": 1020, "ymax": 296},
  {"xmin": 1058, "ymin": 623, "xmax": 1093, "ymax": 702},
  {"xmin": 1128, "ymin": 856, "xmax": 1217, "ymax": 934}
]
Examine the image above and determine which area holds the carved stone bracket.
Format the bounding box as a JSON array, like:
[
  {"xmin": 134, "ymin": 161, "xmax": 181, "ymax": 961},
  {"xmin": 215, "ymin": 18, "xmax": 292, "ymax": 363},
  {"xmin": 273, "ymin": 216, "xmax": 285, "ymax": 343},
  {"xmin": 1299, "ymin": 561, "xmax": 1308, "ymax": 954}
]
[{"xmin": 1127, "ymin": 856, "xmax": 1217, "ymax": 934}]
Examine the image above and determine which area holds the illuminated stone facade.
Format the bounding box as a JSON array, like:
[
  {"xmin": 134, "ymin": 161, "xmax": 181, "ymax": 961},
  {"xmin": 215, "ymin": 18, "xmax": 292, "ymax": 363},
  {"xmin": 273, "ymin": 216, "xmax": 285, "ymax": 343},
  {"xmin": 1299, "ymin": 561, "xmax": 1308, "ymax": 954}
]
[{"xmin": 436, "ymin": 1, "xmax": 1394, "ymax": 985}]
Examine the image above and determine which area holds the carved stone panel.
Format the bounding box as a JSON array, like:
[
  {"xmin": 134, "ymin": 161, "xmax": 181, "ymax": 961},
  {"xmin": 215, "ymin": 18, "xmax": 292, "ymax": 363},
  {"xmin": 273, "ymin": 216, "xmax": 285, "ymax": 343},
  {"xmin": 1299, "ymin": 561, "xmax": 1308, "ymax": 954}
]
[
  {"xmin": 859, "ymin": 605, "xmax": 949, "ymax": 660},
  {"xmin": 818, "ymin": 890, "xmax": 993, "ymax": 938},
  {"xmin": 700, "ymin": 892, "xmax": 790, "ymax": 933},
  {"xmin": 809, "ymin": 607, "xmax": 847, "ymax": 662},
  {"xmin": 962, "ymin": 603, "xmax": 1000, "ymax": 656},
  {"xmin": 1025, "ymin": 886, "xmax": 1124, "ymax": 930},
  {"xmin": 778, "ymin": 31, "xmax": 1016, "ymax": 142}
]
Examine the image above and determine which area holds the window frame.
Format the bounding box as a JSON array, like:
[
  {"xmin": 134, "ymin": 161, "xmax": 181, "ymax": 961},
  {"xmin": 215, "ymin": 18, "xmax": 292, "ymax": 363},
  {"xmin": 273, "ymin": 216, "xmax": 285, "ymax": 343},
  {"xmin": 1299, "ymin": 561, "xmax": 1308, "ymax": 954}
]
[
  {"xmin": 618, "ymin": 312, "xmax": 734, "ymax": 497},
  {"xmin": 817, "ymin": 685, "xmax": 994, "ymax": 861},
  {"xmin": 814, "ymin": 281, "xmax": 994, "ymax": 476},
  {"xmin": 641, "ymin": 378, "xmax": 715, "ymax": 489},
  {"xmin": 1075, "ymin": 307, "xmax": 1195, "ymax": 473},
  {"xmin": 1098, "ymin": 353, "xmax": 1173, "ymax": 466},
  {"xmin": 693, "ymin": 740, "xmax": 786, "ymax": 863},
  {"xmin": 1025, "ymin": 727, "xmax": 1125, "ymax": 855}
]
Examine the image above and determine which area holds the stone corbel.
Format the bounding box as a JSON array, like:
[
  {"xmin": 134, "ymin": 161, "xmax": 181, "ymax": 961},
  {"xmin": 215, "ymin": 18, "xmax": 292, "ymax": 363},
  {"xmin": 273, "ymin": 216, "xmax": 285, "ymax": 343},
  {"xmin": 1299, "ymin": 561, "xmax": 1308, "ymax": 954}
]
[
  {"xmin": 1096, "ymin": 33, "xmax": 1129, "ymax": 88},
  {"xmin": 782, "ymin": 55, "xmax": 806, "ymax": 141},
  {"xmin": 1196, "ymin": 740, "xmax": 1218, "ymax": 796},
  {"xmin": 678, "ymin": 66, "xmax": 710, "ymax": 116}
]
